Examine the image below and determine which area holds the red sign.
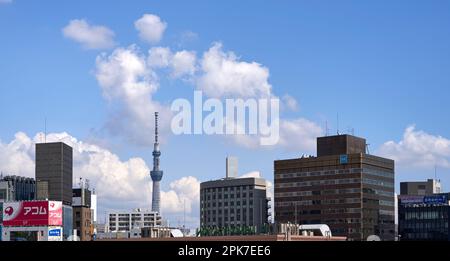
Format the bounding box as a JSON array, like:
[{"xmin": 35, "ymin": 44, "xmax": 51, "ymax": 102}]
[{"xmin": 2, "ymin": 201, "xmax": 63, "ymax": 227}]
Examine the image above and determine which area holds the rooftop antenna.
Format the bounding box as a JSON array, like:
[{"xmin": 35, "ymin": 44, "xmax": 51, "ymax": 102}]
[
  {"xmin": 347, "ymin": 126, "xmax": 355, "ymax": 136},
  {"xmin": 435, "ymin": 165, "xmax": 437, "ymax": 180},
  {"xmin": 325, "ymin": 121, "xmax": 329, "ymax": 136},
  {"xmin": 337, "ymin": 113, "xmax": 340, "ymax": 135},
  {"xmin": 45, "ymin": 117, "xmax": 47, "ymax": 143}
]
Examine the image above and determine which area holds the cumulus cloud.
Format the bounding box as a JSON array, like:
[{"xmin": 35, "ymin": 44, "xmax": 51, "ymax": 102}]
[
  {"xmin": 161, "ymin": 176, "xmax": 200, "ymax": 214},
  {"xmin": 224, "ymin": 117, "xmax": 322, "ymax": 152},
  {"xmin": 197, "ymin": 42, "xmax": 273, "ymax": 98},
  {"xmin": 62, "ymin": 19, "xmax": 116, "ymax": 50},
  {"xmin": 171, "ymin": 50, "xmax": 197, "ymax": 78},
  {"xmin": 0, "ymin": 132, "xmax": 200, "ymax": 223},
  {"xmin": 95, "ymin": 45, "xmax": 171, "ymax": 146},
  {"xmin": 135, "ymin": 14, "xmax": 167, "ymax": 44},
  {"xmin": 0, "ymin": 132, "xmax": 35, "ymax": 177},
  {"xmin": 378, "ymin": 125, "xmax": 450, "ymax": 168},
  {"xmin": 148, "ymin": 47, "xmax": 197, "ymax": 78}
]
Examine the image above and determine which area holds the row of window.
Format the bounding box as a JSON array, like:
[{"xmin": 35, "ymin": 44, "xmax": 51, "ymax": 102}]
[
  {"xmin": 277, "ymin": 168, "xmax": 393, "ymax": 180},
  {"xmin": 275, "ymin": 189, "xmax": 361, "ymax": 198},
  {"xmin": 362, "ymin": 178, "xmax": 394, "ymax": 188},
  {"xmin": 403, "ymin": 211, "xmax": 448, "ymax": 220},
  {"xmin": 276, "ymin": 178, "xmax": 361, "ymax": 189},
  {"xmin": 401, "ymin": 222, "xmax": 449, "ymax": 230},
  {"xmin": 202, "ymin": 192, "xmax": 253, "ymax": 201},
  {"xmin": 275, "ymin": 189, "xmax": 394, "ymax": 199},
  {"xmin": 275, "ymin": 198, "xmax": 361, "ymax": 207},
  {"xmin": 202, "ymin": 200, "xmax": 254, "ymax": 208},
  {"xmin": 204, "ymin": 186, "xmax": 254, "ymax": 193},
  {"xmin": 203, "ymin": 216, "xmax": 253, "ymax": 224},
  {"xmin": 202, "ymin": 208, "xmax": 253, "ymax": 215}
]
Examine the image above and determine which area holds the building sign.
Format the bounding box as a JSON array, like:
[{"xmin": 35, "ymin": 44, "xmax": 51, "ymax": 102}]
[
  {"xmin": 48, "ymin": 227, "xmax": 63, "ymax": 241},
  {"xmin": 48, "ymin": 201, "xmax": 63, "ymax": 226},
  {"xmin": 399, "ymin": 196, "xmax": 424, "ymax": 205},
  {"xmin": 340, "ymin": 155, "xmax": 348, "ymax": 164},
  {"xmin": 424, "ymin": 195, "xmax": 447, "ymax": 205},
  {"xmin": 2, "ymin": 201, "xmax": 63, "ymax": 227},
  {"xmin": 400, "ymin": 195, "xmax": 448, "ymax": 206}
]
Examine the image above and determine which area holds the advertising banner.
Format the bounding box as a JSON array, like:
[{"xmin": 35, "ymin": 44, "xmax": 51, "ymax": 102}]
[
  {"xmin": 2, "ymin": 201, "xmax": 63, "ymax": 227},
  {"xmin": 48, "ymin": 201, "xmax": 63, "ymax": 226}
]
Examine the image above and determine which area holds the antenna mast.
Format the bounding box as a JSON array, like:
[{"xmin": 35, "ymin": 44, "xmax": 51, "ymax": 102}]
[
  {"xmin": 337, "ymin": 113, "xmax": 340, "ymax": 135},
  {"xmin": 45, "ymin": 117, "xmax": 47, "ymax": 143}
]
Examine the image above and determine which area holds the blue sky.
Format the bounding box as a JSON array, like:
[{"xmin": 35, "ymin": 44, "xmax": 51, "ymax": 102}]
[{"xmin": 1, "ymin": 0, "xmax": 450, "ymax": 228}]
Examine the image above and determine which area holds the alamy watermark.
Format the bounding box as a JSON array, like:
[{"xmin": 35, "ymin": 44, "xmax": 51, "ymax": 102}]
[{"xmin": 170, "ymin": 91, "xmax": 280, "ymax": 146}]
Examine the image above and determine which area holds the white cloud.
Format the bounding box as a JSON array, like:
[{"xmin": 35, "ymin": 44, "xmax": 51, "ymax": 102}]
[
  {"xmin": 161, "ymin": 176, "xmax": 200, "ymax": 214},
  {"xmin": 95, "ymin": 45, "xmax": 171, "ymax": 146},
  {"xmin": 0, "ymin": 132, "xmax": 35, "ymax": 178},
  {"xmin": 135, "ymin": 14, "xmax": 167, "ymax": 44},
  {"xmin": 0, "ymin": 0, "xmax": 12, "ymax": 4},
  {"xmin": 0, "ymin": 132, "xmax": 200, "ymax": 224},
  {"xmin": 278, "ymin": 118, "xmax": 323, "ymax": 152},
  {"xmin": 147, "ymin": 47, "xmax": 172, "ymax": 68},
  {"xmin": 378, "ymin": 126, "xmax": 450, "ymax": 168},
  {"xmin": 224, "ymin": 117, "xmax": 322, "ymax": 152},
  {"xmin": 198, "ymin": 42, "xmax": 273, "ymax": 98},
  {"xmin": 171, "ymin": 50, "xmax": 197, "ymax": 78},
  {"xmin": 148, "ymin": 47, "xmax": 197, "ymax": 78},
  {"xmin": 282, "ymin": 94, "xmax": 299, "ymax": 111},
  {"xmin": 62, "ymin": 19, "xmax": 116, "ymax": 50}
]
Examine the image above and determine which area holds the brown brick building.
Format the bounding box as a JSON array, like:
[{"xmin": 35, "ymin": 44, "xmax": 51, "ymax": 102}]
[
  {"xmin": 73, "ymin": 206, "xmax": 92, "ymax": 241},
  {"xmin": 274, "ymin": 135, "xmax": 395, "ymax": 241}
]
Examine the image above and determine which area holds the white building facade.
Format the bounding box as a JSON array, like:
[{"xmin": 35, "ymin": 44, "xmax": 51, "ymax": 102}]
[{"xmin": 108, "ymin": 209, "xmax": 162, "ymax": 232}]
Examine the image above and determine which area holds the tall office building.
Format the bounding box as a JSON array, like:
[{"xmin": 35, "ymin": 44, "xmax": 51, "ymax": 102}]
[
  {"xmin": 200, "ymin": 157, "xmax": 270, "ymax": 233},
  {"xmin": 274, "ymin": 134, "xmax": 395, "ymax": 241},
  {"xmin": 150, "ymin": 112, "xmax": 163, "ymax": 214},
  {"xmin": 400, "ymin": 179, "xmax": 441, "ymax": 196},
  {"xmin": 35, "ymin": 142, "xmax": 73, "ymax": 240},
  {"xmin": 35, "ymin": 142, "xmax": 73, "ymax": 206}
]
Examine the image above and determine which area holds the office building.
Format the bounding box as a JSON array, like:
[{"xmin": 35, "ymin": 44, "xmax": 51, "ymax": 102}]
[
  {"xmin": 400, "ymin": 179, "xmax": 441, "ymax": 195},
  {"xmin": 72, "ymin": 187, "xmax": 92, "ymax": 241},
  {"xmin": 0, "ymin": 175, "xmax": 36, "ymax": 202},
  {"xmin": 398, "ymin": 193, "xmax": 450, "ymax": 241},
  {"xmin": 274, "ymin": 134, "xmax": 395, "ymax": 241},
  {"xmin": 226, "ymin": 157, "xmax": 238, "ymax": 178},
  {"xmin": 73, "ymin": 206, "xmax": 92, "ymax": 241},
  {"xmin": 108, "ymin": 209, "xmax": 162, "ymax": 232},
  {"xmin": 35, "ymin": 142, "xmax": 73, "ymax": 206},
  {"xmin": 200, "ymin": 157, "xmax": 270, "ymax": 233}
]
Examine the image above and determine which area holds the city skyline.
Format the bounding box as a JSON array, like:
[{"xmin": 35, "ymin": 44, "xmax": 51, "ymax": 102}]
[{"xmin": 1, "ymin": 0, "xmax": 450, "ymax": 229}]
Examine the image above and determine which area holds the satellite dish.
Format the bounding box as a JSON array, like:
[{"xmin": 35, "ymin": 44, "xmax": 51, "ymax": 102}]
[{"xmin": 367, "ymin": 235, "xmax": 381, "ymax": 241}]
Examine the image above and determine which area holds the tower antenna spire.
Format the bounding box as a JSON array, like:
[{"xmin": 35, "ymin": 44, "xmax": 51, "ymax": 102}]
[{"xmin": 150, "ymin": 112, "xmax": 163, "ymax": 214}]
